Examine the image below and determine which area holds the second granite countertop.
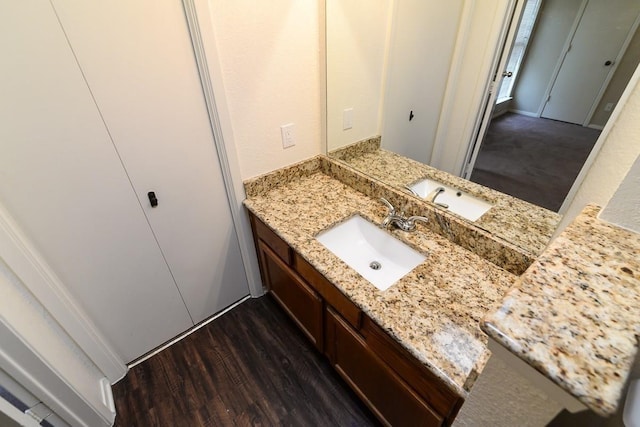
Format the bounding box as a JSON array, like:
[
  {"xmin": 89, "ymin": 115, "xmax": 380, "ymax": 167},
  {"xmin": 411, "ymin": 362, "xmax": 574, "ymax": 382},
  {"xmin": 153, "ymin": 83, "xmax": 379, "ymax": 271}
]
[
  {"xmin": 482, "ymin": 205, "xmax": 640, "ymax": 416},
  {"xmin": 244, "ymin": 169, "xmax": 517, "ymax": 396}
]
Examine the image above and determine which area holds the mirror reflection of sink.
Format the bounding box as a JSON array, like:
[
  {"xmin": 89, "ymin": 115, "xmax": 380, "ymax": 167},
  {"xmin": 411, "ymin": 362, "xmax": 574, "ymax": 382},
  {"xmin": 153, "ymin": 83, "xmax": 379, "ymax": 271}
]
[
  {"xmin": 316, "ymin": 215, "xmax": 426, "ymax": 291},
  {"xmin": 408, "ymin": 179, "xmax": 493, "ymax": 222}
]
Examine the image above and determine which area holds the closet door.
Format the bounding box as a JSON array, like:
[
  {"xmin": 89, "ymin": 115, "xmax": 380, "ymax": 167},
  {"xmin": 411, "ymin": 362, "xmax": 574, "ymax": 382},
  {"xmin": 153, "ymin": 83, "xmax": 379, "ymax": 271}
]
[
  {"xmin": 50, "ymin": 0, "xmax": 250, "ymax": 323},
  {"xmin": 0, "ymin": 2, "xmax": 193, "ymax": 362}
]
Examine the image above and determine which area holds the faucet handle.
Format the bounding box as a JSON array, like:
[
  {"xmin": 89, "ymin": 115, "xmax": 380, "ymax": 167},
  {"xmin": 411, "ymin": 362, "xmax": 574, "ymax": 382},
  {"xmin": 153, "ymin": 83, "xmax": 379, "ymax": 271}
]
[
  {"xmin": 380, "ymin": 197, "xmax": 396, "ymax": 215},
  {"xmin": 405, "ymin": 215, "xmax": 429, "ymax": 231}
]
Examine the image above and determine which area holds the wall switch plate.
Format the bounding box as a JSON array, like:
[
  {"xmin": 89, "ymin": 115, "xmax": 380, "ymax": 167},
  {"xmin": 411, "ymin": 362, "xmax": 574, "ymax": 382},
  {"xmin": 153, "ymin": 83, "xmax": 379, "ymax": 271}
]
[
  {"xmin": 343, "ymin": 108, "xmax": 353, "ymax": 130},
  {"xmin": 280, "ymin": 123, "xmax": 295, "ymax": 148},
  {"xmin": 604, "ymin": 102, "xmax": 614, "ymax": 112}
]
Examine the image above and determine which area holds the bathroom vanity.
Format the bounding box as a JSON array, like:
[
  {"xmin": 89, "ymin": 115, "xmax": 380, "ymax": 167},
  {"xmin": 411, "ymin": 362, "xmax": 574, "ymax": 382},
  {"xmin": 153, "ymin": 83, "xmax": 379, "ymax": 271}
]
[
  {"xmin": 244, "ymin": 155, "xmax": 640, "ymax": 425},
  {"xmin": 244, "ymin": 156, "xmax": 518, "ymax": 426}
]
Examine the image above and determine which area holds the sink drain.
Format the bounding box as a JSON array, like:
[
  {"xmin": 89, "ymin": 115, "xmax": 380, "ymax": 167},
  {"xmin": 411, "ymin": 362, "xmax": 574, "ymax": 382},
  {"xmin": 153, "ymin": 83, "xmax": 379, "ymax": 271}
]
[{"xmin": 369, "ymin": 261, "xmax": 382, "ymax": 270}]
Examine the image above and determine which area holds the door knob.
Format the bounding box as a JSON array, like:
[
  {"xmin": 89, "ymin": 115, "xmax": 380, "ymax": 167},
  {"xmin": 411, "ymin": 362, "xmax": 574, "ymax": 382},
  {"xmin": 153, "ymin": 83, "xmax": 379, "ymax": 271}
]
[
  {"xmin": 502, "ymin": 71, "xmax": 513, "ymax": 77},
  {"xmin": 148, "ymin": 191, "xmax": 158, "ymax": 208},
  {"xmin": 605, "ymin": 60, "xmax": 614, "ymax": 66}
]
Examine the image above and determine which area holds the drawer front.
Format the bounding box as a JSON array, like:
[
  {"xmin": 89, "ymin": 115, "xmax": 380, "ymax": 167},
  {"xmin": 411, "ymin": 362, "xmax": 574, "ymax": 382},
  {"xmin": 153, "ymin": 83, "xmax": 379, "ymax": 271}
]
[
  {"xmin": 294, "ymin": 253, "xmax": 361, "ymax": 329},
  {"xmin": 325, "ymin": 307, "xmax": 443, "ymax": 427},
  {"xmin": 251, "ymin": 214, "xmax": 292, "ymax": 265},
  {"xmin": 259, "ymin": 240, "xmax": 323, "ymax": 351}
]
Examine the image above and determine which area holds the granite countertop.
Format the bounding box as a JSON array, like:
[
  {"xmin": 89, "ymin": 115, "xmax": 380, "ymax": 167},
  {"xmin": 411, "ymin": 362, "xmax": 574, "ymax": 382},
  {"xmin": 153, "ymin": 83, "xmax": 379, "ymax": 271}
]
[
  {"xmin": 331, "ymin": 146, "xmax": 561, "ymax": 256},
  {"xmin": 482, "ymin": 204, "xmax": 640, "ymax": 416},
  {"xmin": 244, "ymin": 167, "xmax": 517, "ymax": 397}
]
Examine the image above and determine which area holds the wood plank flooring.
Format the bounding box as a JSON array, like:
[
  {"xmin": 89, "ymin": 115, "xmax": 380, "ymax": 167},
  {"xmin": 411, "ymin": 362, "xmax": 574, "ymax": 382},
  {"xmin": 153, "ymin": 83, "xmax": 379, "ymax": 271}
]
[{"xmin": 113, "ymin": 296, "xmax": 378, "ymax": 426}]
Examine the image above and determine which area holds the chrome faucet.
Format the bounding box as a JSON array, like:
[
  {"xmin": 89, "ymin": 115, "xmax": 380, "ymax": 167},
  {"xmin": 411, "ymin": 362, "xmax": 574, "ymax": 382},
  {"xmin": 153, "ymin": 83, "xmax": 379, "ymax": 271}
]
[
  {"xmin": 380, "ymin": 198, "xmax": 429, "ymax": 232},
  {"xmin": 425, "ymin": 187, "xmax": 449, "ymax": 209},
  {"xmin": 403, "ymin": 185, "xmax": 420, "ymax": 197}
]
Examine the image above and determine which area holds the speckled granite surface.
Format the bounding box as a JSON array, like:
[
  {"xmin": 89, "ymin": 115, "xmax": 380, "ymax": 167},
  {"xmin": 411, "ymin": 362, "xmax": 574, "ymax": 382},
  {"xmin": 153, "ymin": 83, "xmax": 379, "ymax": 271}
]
[
  {"xmin": 319, "ymin": 156, "xmax": 535, "ymax": 275},
  {"xmin": 244, "ymin": 166, "xmax": 517, "ymax": 397},
  {"xmin": 329, "ymin": 147, "xmax": 561, "ymax": 256},
  {"xmin": 328, "ymin": 135, "xmax": 381, "ymax": 161},
  {"xmin": 482, "ymin": 204, "xmax": 640, "ymax": 416}
]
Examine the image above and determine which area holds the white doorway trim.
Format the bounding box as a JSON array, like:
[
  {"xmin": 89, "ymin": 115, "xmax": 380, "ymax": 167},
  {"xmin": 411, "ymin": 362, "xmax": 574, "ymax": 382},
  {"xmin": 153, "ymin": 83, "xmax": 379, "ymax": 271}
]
[
  {"xmin": 0, "ymin": 398, "xmax": 41, "ymax": 427},
  {"xmin": 0, "ymin": 320, "xmax": 112, "ymax": 427},
  {"xmin": 461, "ymin": 0, "xmax": 523, "ymax": 179},
  {"xmin": 182, "ymin": 0, "xmax": 263, "ymax": 298},
  {"xmin": 429, "ymin": 0, "xmax": 516, "ymax": 176},
  {"xmin": 0, "ymin": 205, "xmax": 126, "ymax": 383}
]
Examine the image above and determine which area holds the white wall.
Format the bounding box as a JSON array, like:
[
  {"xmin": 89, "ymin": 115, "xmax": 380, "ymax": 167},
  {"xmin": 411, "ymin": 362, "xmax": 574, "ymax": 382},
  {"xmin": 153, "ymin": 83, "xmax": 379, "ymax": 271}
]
[
  {"xmin": 210, "ymin": 0, "xmax": 324, "ymax": 179},
  {"xmin": 557, "ymin": 65, "xmax": 640, "ymax": 234},
  {"xmin": 453, "ymin": 354, "xmax": 562, "ymax": 426},
  {"xmin": 326, "ymin": 0, "xmax": 391, "ymax": 150},
  {"xmin": 600, "ymin": 154, "xmax": 640, "ymax": 232},
  {"xmin": 381, "ymin": 0, "xmax": 464, "ymax": 164}
]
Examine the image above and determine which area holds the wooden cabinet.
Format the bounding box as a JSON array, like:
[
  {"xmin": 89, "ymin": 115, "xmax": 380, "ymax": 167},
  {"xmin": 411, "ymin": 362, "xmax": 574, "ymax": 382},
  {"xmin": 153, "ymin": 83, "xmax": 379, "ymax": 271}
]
[
  {"xmin": 325, "ymin": 307, "xmax": 443, "ymax": 426},
  {"xmin": 257, "ymin": 240, "xmax": 323, "ymax": 350},
  {"xmin": 249, "ymin": 212, "xmax": 463, "ymax": 426}
]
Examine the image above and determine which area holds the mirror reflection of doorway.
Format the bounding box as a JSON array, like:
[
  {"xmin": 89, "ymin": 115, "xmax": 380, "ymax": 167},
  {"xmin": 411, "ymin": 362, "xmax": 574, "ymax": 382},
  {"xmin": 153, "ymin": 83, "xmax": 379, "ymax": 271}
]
[{"xmin": 467, "ymin": 0, "xmax": 640, "ymax": 212}]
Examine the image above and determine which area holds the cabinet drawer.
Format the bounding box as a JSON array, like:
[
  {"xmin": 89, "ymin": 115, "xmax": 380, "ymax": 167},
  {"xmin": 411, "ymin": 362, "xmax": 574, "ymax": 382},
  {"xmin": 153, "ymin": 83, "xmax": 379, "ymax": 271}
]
[
  {"xmin": 251, "ymin": 214, "xmax": 292, "ymax": 265},
  {"xmin": 258, "ymin": 240, "xmax": 323, "ymax": 351},
  {"xmin": 294, "ymin": 253, "xmax": 361, "ymax": 330},
  {"xmin": 362, "ymin": 316, "xmax": 463, "ymax": 423},
  {"xmin": 325, "ymin": 307, "xmax": 443, "ymax": 427}
]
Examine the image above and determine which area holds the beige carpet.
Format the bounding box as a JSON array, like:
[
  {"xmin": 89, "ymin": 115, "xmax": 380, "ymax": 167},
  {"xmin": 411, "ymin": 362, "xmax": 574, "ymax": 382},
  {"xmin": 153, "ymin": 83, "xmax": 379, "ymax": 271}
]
[{"xmin": 470, "ymin": 112, "xmax": 601, "ymax": 211}]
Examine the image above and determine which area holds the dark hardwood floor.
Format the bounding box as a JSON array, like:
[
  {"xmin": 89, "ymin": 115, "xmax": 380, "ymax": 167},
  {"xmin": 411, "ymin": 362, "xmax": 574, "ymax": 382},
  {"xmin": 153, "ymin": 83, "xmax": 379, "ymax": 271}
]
[{"xmin": 113, "ymin": 296, "xmax": 378, "ymax": 426}]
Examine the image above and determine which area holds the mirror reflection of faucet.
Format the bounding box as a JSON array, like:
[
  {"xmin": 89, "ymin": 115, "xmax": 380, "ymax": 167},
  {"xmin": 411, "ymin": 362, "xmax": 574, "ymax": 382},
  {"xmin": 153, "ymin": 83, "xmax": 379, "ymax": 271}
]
[
  {"xmin": 426, "ymin": 187, "xmax": 449, "ymax": 209},
  {"xmin": 403, "ymin": 185, "xmax": 420, "ymax": 197}
]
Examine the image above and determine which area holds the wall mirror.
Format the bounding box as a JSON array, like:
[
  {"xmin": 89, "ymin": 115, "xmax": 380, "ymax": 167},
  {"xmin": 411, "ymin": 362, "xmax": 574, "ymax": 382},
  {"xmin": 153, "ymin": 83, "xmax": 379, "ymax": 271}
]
[{"xmin": 325, "ymin": 0, "xmax": 640, "ymax": 255}]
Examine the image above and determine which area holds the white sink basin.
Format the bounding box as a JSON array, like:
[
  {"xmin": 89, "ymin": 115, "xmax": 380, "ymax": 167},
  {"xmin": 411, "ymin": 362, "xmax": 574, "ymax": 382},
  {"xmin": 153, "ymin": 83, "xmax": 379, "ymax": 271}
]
[
  {"xmin": 316, "ymin": 215, "xmax": 426, "ymax": 291},
  {"xmin": 408, "ymin": 179, "xmax": 492, "ymax": 222}
]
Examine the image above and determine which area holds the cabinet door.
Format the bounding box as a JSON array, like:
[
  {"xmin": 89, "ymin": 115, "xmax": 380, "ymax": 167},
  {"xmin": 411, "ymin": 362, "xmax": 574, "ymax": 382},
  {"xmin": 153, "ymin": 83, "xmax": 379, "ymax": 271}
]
[
  {"xmin": 0, "ymin": 2, "xmax": 193, "ymax": 362},
  {"xmin": 258, "ymin": 241, "xmax": 323, "ymax": 351},
  {"xmin": 51, "ymin": 0, "xmax": 250, "ymax": 324},
  {"xmin": 325, "ymin": 307, "xmax": 443, "ymax": 427}
]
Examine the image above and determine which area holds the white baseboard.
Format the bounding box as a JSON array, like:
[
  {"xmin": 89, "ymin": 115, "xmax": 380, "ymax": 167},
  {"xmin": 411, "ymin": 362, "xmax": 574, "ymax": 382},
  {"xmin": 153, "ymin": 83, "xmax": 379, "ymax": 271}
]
[{"xmin": 508, "ymin": 109, "xmax": 539, "ymax": 118}]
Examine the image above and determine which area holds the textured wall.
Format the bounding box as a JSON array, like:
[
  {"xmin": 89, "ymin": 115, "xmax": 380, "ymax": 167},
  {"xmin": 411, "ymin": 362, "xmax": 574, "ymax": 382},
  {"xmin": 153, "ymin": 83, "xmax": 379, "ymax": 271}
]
[
  {"xmin": 453, "ymin": 355, "xmax": 562, "ymax": 427},
  {"xmin": 381, "ymin": 0, "xmax": 463, "ymax": 164},
  {"xmin": 326, "ymin": 0, "xmax": 391, "ymax": 150},
  {"xmin": 600, "ymin": 154, "xmax": 640, "ymax": 232},
  {"xmin": 210, "ymin": 1, "xmax": 323, "ymax": 179}
]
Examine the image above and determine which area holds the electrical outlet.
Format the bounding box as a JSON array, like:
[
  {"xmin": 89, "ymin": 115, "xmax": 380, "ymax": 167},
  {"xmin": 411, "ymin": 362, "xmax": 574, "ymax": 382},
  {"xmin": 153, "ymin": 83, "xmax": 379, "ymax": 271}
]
[
  {"xmin": 280, "ymin": 123, "xmax": 295, "ymax": 148},
  {"xmin": 343, "ymin": 108, "xmax": 353, "ymax": 130},
  {"xmin": 604, "ymin": 102, "xmax": 614, "ymax": 112}
]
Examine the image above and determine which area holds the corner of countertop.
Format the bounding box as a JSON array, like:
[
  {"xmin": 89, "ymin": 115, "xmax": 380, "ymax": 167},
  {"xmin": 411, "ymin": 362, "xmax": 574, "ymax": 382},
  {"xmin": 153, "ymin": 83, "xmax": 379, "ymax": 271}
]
[
  {"xmin": 481, "ymin": 202, "xmax": 640, "ymax": 417},
  {"xmin": 243, "ymin": 155, "xmax": 324, "ymax": 198}
]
